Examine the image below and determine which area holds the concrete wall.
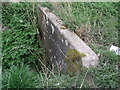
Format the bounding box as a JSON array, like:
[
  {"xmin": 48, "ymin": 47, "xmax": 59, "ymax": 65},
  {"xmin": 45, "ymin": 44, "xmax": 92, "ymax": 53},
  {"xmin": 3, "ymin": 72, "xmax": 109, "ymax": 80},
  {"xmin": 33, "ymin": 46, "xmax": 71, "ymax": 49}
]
[{"xmin": 38, "ymin": 6, "xmax": 99, "ymax": 73}]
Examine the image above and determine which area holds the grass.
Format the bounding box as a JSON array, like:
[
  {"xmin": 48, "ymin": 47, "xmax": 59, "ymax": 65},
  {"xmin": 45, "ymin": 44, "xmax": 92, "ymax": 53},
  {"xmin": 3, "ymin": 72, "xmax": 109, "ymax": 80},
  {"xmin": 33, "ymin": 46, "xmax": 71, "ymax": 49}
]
[
  {"xmin": 40, "ymin": 2, "xmax": 120, "ymax": 88},
  {"xmin": 2, "ymin": 2, "xmax": 120, "ymax": 88},
  {"xmin": 2, "ymin": 2, "xmax": 45, "ymax": 88},
  {"xmin": 42, "ymin": 2, "xmax": 118, "ymax": 45},
  {"xmin": 0, "ymin": 4, "xmax": 2, "ymax": 89},
  {"xmin": 2, "ymin": 2, "xmax": 45, "ymax": 69},
  {"xmin": 3, "ymin": 64, "xmax": 38, "ymax": 88}
]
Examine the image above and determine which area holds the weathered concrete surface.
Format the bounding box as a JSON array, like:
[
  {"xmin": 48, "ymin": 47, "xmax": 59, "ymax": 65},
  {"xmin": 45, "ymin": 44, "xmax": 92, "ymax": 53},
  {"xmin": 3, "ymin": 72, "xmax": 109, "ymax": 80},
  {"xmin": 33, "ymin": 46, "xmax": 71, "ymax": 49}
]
[{"xmin": 38, "ymin": 6, "xmax": 99, "ymax": 72}]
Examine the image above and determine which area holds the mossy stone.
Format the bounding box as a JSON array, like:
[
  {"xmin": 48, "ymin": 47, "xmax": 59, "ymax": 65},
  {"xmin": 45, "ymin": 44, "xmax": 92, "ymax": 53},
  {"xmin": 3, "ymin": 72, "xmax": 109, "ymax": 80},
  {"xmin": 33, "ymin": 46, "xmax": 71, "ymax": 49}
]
[{"xmin": 65, "ymin": 48, "xmax": 86, "ymax": 76}]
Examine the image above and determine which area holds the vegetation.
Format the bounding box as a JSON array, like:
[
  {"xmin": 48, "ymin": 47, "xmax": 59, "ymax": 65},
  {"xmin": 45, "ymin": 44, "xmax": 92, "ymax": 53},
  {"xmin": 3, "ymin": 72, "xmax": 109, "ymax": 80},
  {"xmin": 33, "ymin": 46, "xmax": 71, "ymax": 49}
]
[
  {"xmin": 2, "ymin": 2, "xmax": 45, "ymax": 88},
  {"xmin": 1, "ymin": 2, "xmax": 120, "ymax": 88},
  {"xmin": 3, "ymin": 64, "xmax": 37, "ymax": 88},
  {"xmin": 2, "ymin": 3, "xmax": 45, "ymax": 69},
  {"xmin": 41, "ymin": 2, "xmax": 119, "ymax": 88},
  {"xmin": 65, "ymin": 48, "xmax": 86, "ymax": 76}
]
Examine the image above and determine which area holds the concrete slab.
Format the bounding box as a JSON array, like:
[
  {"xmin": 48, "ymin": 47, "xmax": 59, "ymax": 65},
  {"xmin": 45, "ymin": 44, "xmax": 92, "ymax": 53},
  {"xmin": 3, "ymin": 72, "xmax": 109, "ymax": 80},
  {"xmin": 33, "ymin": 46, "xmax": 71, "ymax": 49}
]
[{"xmin": 38, "ymin": 5, "xmax": 99, "ymax": 73}]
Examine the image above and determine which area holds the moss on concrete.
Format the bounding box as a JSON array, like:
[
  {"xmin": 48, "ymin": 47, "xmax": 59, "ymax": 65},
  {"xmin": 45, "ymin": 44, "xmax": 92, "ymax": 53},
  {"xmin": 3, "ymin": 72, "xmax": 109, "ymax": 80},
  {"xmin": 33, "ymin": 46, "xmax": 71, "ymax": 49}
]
[{"xmin": 65, "ymin": 48, "xmax": 86, "ymax": 76}]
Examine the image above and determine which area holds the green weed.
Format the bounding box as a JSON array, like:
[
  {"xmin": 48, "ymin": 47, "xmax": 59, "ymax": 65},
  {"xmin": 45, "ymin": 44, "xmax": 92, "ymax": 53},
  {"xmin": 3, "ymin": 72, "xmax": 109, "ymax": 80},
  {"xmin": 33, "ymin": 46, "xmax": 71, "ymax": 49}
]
[
  {"xmin": 2, "ymin": 2, "xmax": 45, "ymax": 69},
  {"xmin": 2, "ymin": 64, "xmax": 37, "ymax": 88}
]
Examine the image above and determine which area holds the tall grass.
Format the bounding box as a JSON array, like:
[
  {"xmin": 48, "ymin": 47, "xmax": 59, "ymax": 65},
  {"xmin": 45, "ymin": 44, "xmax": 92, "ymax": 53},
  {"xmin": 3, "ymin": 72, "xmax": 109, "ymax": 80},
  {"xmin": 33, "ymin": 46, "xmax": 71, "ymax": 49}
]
[{"xmin": 51, "ymin": 2, "xmax": 118, "ymax": 45}]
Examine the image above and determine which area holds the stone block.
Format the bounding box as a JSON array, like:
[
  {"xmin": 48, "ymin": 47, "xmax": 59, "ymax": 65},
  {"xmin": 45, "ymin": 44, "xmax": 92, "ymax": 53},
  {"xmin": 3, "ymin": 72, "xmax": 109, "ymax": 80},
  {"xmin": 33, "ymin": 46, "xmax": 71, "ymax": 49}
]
[{"xmin": 38, "ymin": 6, "xmax": 99, "ymax": 73}]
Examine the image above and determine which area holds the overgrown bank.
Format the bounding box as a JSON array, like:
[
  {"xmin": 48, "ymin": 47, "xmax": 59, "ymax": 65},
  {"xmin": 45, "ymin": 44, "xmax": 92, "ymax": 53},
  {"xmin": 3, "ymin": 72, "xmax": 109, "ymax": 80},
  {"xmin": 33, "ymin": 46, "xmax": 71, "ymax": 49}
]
[
  {"xmin": 1, "ymin": 2, "xmax": 120, "ymax": 88},
  {"xmin": 41, "ymin": 2, "xmax": 120, "ymax": 88},
  {"xmin": 2, "ymin": 2, "xmax": 45, "ymax": 88}
]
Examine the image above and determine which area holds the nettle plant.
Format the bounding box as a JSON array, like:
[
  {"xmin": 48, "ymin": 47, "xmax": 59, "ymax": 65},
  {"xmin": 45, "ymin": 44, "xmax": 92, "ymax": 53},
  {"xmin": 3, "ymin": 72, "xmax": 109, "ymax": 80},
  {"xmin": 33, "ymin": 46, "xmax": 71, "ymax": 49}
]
[{"xmin": 2, "ymin": 3, "xmax": 45, "ymax": 69}]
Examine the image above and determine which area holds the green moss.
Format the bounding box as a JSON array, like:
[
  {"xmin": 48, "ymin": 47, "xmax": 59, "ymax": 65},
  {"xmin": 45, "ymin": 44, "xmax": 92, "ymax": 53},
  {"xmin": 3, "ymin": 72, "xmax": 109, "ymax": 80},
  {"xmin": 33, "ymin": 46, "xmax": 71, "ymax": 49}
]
[
  {"xmin": 65, "ymin": 48, "xmax": 86, "ymax": 61},
  {"xmin": 65, "ymin": 48, "xmax": 86, "ymax": 76}
]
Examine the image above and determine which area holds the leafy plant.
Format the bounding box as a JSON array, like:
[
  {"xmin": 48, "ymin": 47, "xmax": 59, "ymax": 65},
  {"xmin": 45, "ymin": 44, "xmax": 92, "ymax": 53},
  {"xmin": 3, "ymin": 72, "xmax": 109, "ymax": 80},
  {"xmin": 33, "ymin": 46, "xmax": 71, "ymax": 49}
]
[
  {"xmin": 2, "ymin": 2, "xmax": 45, "ymax": 69},
  {"xmin": 2, "ymin": 64, "xmax": 37, "ymax": 88}
]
